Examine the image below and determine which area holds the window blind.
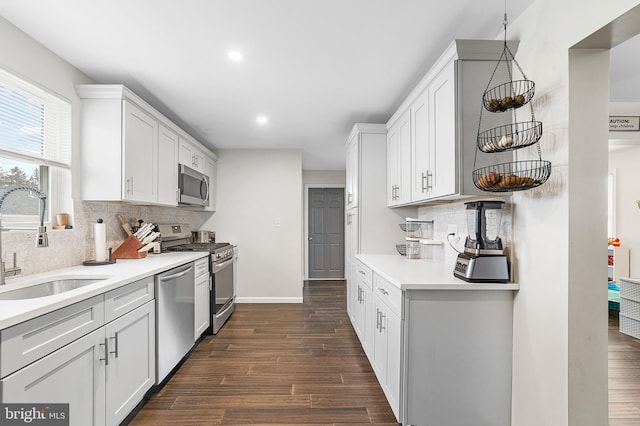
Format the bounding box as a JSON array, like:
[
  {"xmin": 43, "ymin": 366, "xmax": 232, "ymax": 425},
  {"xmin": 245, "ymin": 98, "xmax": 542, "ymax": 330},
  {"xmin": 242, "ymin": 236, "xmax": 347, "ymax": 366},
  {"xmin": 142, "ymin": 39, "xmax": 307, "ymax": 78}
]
[{"xmin": 0, "ymin": 67, "xmax": 71, "ymax": 168}]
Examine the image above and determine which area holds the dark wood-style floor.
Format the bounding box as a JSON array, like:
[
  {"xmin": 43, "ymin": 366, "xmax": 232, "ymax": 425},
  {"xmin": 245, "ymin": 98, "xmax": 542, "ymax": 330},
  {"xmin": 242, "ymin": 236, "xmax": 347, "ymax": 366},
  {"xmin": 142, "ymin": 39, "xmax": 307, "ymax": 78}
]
[
  {"xmin": 127, "ymin": 281, "xmax": 398, "ymax": 425},
  {"xmin": 125, "ymin": 282, "xmax": 640, "ymax": 425}
]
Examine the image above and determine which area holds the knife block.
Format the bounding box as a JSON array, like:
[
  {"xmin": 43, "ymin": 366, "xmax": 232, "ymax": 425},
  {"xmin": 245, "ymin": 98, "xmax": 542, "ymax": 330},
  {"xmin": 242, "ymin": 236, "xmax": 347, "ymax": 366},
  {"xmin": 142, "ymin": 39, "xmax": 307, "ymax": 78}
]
[{"xmin": 112, "ymin": 235, "xmax": 147, "ymax": 259}]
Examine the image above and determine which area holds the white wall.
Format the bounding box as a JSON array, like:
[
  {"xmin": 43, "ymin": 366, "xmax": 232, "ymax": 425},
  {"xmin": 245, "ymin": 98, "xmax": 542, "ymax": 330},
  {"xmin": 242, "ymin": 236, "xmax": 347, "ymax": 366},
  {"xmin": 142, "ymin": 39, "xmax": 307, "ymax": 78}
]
[
  {"xmin": 204, "ymin": 149, "xmax": 303, "ymax": 302},
  {"xmin": 609, "ymin": 146, "xmax": 640, "ymax": 277},
  {"xmin": 506, "ymin": 1, "xmax": 640, "ymax": 425},
  {"xmin": 303, "ymin": 170, "xmax": 345, "ymax": 185}
]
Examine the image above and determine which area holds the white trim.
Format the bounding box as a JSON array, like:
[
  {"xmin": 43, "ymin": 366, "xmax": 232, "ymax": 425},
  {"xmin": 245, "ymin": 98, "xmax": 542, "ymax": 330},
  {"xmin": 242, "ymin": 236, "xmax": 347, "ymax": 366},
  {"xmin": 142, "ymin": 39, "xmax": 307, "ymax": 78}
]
[
  {"xmin": 303, "ymin": 183, "xmax": 346, "ymax": 280},
  {"xmin": 306, "ymin": 278, "xmax": 346, "ymax": 281},
  {"xmin": 236, "ymin": 297, "xmax": 303, "ymax": 304},
  {"xmin": 608, "ymin": 169, "xmax": 617, "ymax": 238}
]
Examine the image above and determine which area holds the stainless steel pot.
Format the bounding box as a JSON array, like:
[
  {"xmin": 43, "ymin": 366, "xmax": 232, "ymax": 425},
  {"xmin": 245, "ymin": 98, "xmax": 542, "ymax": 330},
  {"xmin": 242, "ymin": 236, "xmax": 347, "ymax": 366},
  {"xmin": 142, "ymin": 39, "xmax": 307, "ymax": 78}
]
[{"xmin": 193, "ymin": 230, "xmax": 215, "ymax": 243}]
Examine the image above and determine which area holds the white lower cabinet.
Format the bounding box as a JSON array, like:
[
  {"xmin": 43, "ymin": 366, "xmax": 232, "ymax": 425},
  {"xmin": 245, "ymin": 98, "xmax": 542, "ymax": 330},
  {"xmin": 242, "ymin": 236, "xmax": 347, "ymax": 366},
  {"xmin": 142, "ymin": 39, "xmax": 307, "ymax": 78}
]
[
  {"xmin": 372, "ymin": 279, "xmax": 402, "ymax": 420},
  {"xmin": 1, "ymin": 327, "xmax": 107, "ymax": 426},
  {"xmin": 194, "ymin": 257, "xmax": 211, "ymax": 340},
  {"xmin": 105, "ymin": 300, "xmax": 155, "ymax": 426},
  {"xmin": 350, "ymin": 260, "xmax": 514, "ymax": 425},
  {"xmin": 0, "ymin": 277, "xmax": 157, "ymax": 426},
  {"xmin": 373, "ymin": 300, "xmax": 401, "ymax": 418}
]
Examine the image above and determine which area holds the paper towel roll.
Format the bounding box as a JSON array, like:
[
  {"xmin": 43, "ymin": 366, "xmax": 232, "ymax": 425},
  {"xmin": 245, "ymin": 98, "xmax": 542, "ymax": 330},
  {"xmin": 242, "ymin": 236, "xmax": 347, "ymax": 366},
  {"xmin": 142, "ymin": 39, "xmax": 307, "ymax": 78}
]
[{"xmin": 95, "ymin": 219, "xmax": 106, "ymax": 262}]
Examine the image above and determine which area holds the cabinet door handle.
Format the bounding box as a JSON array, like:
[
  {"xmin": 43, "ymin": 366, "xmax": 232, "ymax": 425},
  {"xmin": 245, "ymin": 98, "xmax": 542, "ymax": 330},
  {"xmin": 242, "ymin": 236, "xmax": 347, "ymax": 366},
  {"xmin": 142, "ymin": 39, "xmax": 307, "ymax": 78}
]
[
  {"xmin": 376, "ymin": 309, "xmax": 381, "ymax": 331},
  {"xmin": 421, "ymin": 172, "xmax": 427, "ymax": 193},
  {"xmin": 358, "ymin": 270, "xmax": 366, "ymax": 276},
  {"xmin": 109, "ymin": 333, "xmax": 119, "ymax": 358},
  {"xmin": 378, "ymin": 287, "xmax": 389, "ymax": 296},
  {"xmin": 426, "ymin": 171, "xmax": 433, "ymax": 191},
  {"xmin": 99, "ymin": 338, "xmax": 109, "ymax": 365},
  {"xmin": 379, "ymin": 312, "xmax": 386, "ymax": 332}
]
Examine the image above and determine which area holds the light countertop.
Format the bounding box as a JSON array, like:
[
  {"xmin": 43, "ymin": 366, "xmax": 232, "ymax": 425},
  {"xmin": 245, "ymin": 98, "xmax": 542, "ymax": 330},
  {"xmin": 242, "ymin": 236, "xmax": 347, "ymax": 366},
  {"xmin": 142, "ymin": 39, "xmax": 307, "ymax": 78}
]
[
  {"xmin": 0, "ymin": 252, "xmax": 208, "ymax": 330},
  {"xmin": 356, "ymin": 254, "xmax": 520, "ymax": 291}
]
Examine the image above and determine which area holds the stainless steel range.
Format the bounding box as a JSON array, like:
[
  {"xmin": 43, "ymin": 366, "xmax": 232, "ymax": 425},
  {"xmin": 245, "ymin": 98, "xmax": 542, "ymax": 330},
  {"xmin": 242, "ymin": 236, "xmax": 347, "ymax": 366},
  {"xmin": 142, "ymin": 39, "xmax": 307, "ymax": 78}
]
[{"xmin": 158, "ymin": 224, "xmax": 235, "ymax": 334}]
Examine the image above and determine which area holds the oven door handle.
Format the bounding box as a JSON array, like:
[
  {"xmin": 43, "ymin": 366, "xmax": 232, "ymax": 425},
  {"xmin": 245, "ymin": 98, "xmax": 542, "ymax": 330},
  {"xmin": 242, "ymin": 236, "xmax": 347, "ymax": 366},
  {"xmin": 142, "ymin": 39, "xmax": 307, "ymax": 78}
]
[{"xmin": 213, "ymin": 257, "xmax": 234, "ymax": 273}]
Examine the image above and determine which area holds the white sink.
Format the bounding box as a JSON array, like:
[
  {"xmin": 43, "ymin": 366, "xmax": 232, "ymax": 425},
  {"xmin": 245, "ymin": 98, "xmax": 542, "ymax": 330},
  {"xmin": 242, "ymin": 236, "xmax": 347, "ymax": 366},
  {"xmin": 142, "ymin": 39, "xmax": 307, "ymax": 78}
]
[{"xmin": 0, "ymin": 277, "xmax": 107, "ymax": 300}]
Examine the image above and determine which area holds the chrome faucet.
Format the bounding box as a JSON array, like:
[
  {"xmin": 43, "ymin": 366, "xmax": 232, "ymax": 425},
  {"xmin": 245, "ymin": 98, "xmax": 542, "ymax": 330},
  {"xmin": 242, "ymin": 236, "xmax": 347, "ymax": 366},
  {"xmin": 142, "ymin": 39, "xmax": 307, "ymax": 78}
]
[{"xmin": 0, "ymin": 186, "xmax": 49, "ymax": 285}]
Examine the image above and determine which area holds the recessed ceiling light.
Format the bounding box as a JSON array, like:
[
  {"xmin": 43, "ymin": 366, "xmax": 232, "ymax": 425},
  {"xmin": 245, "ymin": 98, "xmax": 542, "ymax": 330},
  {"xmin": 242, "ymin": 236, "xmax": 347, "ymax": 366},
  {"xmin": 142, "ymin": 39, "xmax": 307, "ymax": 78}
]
[
  {"xmin": 228, "ymin": 51, "xmax": 244, "ymax": 62},
  {"xmin": 256, "ymin": 115, "xmax": 268, "ymax": 125}
]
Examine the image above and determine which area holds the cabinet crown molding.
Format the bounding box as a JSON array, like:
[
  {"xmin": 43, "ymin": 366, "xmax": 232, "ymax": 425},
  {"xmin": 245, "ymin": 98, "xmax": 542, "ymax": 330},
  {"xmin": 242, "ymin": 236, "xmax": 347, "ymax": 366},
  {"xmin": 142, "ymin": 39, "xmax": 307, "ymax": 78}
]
[{"xmin": 347, "ymin": 123, "xmax": 387, "ymax": 148}]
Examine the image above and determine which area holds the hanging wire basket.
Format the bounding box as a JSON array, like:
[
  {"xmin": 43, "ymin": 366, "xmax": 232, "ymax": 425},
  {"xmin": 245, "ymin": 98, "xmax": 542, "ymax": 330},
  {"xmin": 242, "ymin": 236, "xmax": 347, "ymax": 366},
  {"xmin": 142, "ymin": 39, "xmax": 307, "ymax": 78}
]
[
  {"xmin": 472, "ymin": 13, "xmax": 552, "ymax": 193},
  {"xmin": 473, "ymin": 160, "xmax": 551, "ymax": 192},
  {"xmin": 477, "ymin": 120, "xmax": 542, "ymax": 153},
  {"xmin": 483, "ymin": 79, "xmax": 535, "ymax": 112}
]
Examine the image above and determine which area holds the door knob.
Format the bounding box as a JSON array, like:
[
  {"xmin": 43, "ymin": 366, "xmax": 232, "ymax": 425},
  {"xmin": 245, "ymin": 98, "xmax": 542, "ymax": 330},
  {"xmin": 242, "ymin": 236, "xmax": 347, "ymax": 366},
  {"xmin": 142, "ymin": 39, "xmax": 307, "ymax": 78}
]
[{"xmin": 309, "ymin": 236, "xmax": 314, "ymax": 240}]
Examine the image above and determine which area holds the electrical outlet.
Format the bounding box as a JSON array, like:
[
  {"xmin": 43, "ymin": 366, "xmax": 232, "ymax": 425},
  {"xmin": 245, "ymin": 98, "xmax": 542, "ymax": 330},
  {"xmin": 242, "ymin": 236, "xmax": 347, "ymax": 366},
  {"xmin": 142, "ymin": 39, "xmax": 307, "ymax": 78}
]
[{"xmin": 447, "ymin": 224, "xmax": 460, "ymax": 244}]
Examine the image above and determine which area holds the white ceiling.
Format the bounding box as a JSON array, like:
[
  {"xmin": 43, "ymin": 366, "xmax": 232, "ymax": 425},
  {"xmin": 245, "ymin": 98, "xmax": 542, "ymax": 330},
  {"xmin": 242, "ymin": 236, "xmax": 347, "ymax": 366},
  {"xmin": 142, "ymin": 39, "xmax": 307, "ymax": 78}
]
[{"xmin": 0, "ymin": 0, "xmax": 598, "ymax": 170}]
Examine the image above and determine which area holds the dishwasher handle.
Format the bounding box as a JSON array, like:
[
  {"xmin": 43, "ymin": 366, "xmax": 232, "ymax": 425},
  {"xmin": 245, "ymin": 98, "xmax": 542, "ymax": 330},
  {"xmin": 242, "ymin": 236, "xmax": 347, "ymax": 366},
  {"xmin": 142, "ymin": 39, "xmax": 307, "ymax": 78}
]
[{"xmin": 159, "ymin": 265, "xmax": 194, "ymax": 282}]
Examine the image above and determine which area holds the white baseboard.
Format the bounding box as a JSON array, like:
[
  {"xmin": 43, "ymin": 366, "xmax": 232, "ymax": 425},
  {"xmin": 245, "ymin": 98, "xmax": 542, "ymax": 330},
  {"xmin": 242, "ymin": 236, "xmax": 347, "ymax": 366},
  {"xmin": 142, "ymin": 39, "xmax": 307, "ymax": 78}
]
[{"xmin": 235, "ymin": 297, "xmax": 303, "ymax": 304}]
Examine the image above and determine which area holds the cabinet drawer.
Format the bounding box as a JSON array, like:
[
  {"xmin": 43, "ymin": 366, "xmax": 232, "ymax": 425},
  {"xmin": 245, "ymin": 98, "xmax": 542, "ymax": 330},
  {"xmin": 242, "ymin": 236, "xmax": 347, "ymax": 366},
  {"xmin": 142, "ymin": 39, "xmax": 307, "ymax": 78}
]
[
  {"xmin": 194, "ymin": 257, "xmax": 209, "ymax": 278},
  {"xmin": 373, "ymin": 274, "xmax": 402, "ymax": 316},
  {"xmin": 355, "ymin": 260, "xmax": 373, "ymax": 289},
  {"xmin": 0, "ymin": 295, "xmax": 104, "ymax": 378},
  {"xmin": 104, "ymin": 276, "xmax": 154, "ymax": 323}
]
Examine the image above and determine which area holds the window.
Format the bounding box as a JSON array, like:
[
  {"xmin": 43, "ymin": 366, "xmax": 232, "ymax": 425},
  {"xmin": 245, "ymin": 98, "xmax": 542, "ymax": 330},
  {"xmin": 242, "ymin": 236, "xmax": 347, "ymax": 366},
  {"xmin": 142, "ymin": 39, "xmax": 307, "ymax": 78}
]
[{"xmin": 0, "ymin": 67, "xmax": 71, "ymax": 227}]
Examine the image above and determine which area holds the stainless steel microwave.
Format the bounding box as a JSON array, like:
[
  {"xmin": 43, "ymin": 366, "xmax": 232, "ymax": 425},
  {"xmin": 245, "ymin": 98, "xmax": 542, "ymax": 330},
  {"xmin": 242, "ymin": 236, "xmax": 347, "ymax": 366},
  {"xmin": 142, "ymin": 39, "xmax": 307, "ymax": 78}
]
[{"xmin": 178, "ymin": 164, "xmax": 209, "ymax": 207}]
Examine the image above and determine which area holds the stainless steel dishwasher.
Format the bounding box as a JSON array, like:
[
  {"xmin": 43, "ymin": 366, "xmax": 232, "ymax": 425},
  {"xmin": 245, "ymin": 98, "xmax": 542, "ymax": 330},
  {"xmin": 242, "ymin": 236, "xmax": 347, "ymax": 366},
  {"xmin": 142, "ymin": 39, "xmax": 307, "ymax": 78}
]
[{"xmin": 155, "ymin": 262, "xmax": 195, "ymax": 383}]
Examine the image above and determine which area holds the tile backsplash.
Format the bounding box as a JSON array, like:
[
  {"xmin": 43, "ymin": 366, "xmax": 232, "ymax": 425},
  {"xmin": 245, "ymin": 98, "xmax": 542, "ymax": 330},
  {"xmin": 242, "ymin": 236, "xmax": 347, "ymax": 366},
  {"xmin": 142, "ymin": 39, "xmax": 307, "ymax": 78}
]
[
  {"xmin": 2, "ymin": 200, "xmax": 212, "ymax": 278},
  {"xmin": 417, "ymin": 197, "xmax": 513, "ymax": 265}
]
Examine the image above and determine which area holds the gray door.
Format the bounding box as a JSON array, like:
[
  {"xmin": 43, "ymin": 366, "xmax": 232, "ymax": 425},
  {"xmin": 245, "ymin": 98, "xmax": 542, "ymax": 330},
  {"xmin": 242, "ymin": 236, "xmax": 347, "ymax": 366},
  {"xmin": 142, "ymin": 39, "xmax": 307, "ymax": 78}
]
[{"xmin": 309, "ymin": 188, "xmax": 345, "ymax": 279}]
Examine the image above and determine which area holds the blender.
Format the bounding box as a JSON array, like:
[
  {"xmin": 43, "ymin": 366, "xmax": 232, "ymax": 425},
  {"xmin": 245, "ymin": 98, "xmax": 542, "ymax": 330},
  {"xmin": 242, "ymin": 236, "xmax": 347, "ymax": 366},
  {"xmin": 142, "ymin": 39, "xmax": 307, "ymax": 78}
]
[{"xmin": 453, "ymin": 200, "xmax": 510, "ymax": 282}]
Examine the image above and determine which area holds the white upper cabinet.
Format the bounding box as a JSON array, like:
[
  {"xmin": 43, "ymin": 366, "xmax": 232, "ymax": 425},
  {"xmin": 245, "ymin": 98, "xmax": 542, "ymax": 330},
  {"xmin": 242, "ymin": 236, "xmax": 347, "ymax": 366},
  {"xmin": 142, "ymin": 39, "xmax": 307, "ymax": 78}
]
[
  {"xmin": 157, "ymin": 124, "xmax": 179, "ymax": 206},
  {"xmin": 387, "ymin": 110, "xmax": 411, "ymax": 207},
  {"xmin": 204, "ymin": 156, "xmax": 217, "ymax": 212},
  {"xmin": 179, "ymin": 136, "xmax": 207, "ymax": 174},
  {"xmin": 387, "ymin": 40, "xmax": 517, "ymax": 206},
  {"xmin": 122, "ymin": 100, "xmax": 159, "ymax": 203},
  {"xmin": 345, "ymin": 134, "xmax": 359, "ymax": 209},
  {"xmin": 410, "ymin": 88, "xmax": 430, "ymax": 202},
  {"xmin": 76, "ymin": 84, "xmax": 216, "ymax": 206},
  {"xmin": 426, "ymin": 60, "xmax": 456, "ymax": 199}
]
